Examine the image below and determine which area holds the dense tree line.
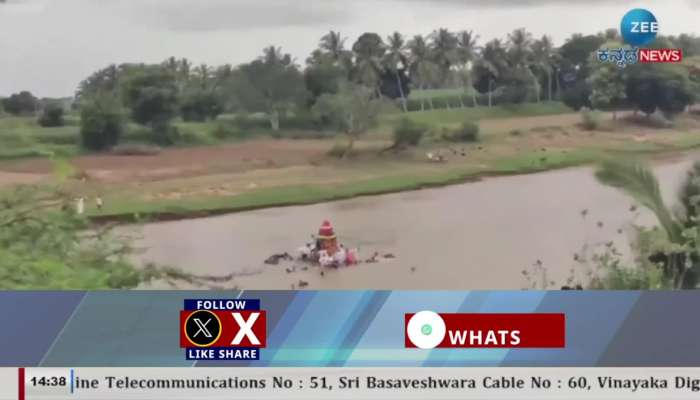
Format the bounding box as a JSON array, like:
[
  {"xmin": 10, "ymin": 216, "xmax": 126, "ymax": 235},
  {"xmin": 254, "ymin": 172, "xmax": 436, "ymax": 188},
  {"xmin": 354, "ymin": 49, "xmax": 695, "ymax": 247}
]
[{"xmin": 3, "ymin": 28, "xmax": 699, "ymax": 151}]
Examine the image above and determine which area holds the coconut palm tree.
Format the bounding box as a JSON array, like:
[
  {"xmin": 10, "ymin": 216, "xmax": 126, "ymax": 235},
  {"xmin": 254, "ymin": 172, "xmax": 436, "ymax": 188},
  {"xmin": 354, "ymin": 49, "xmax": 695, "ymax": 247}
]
[
  {"xmin": 506, "ymin": 28, "xmax": 533, "ymax": 68},
  {"xmin": 429, "ymin": 28, "xmax": 458, "ymax": 87},
  {"xmin": 384, "ymin": 31, "xmax": 409, "ymax": 112},
  {"xmin": 352, "ymin": 33, "xmax": 386, "ymax": 94},
  {"xmin": 506, "ymin": 28, "xmax": 539, "ymax": 103},
  {"xmin": 594, "ymin": 159, "xmax": 700, "ymax": 289},
  {"xmin": 193, "ymin": 64, "xmax": 211, "ymax": 89},
  {"xmin": 319, "ymin": 31, "xmax": 347, "ymax": 62},
  {"xmin": 261, "ymin": 45, "xmax": 292, "ymax": 66},
  {"xmin": 407, "ymin": 35, "xmax": 439, "ymax": 111},
  {"xmin": 475, "ymin": 39, "xmax": 507, "ymax": 107},
  {"xmin": 532, "ymin": 35, "xmax": 555, "ymax": 102},
  {"xmin": 456, "ymin": 30, "xmax": 479, "ymax": 107}
]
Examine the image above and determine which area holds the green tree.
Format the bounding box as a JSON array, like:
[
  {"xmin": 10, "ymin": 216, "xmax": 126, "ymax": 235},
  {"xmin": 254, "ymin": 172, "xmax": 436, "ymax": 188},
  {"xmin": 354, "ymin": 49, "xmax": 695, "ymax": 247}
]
[
  {"xmin": 38, "ymin": 103, "xmax": 65, "ymax": 127},
  {"xmin": 625, "ymin": 63, "xmax": 695, "ymax": 118},
  {"xmin": 588, "ymin": 42, "xmax": 627, "ymax": 119},
  {"xmin": 122, "ymin": 65, "xmax": 179, "ymax": 126},
  {"xmin": 76, "ymin": 64, "xmax": 122, "ymax": 102},
  {"xmin": 429, "ymin": 28, "xmax": 458, "ymax": 86},
  {"xmin": 312, "ymin": 82, "xmax": 382, "ymax": 157},
  {"xmin": 180, "ymin": 89, "xmax": 224, "ymax": 122},
  {"xmin": 595, "ymin": 159, "xmax": 700, "ymax": 288},
  {"xmin": 230, "ymin": 50, "xmax": 308, "ymax": 131},
  {"xmin": 351, "ymin": 33, "xmax": 386, "ymax": 93},
  {"xmin": 506, "ymin": 28, "xmax": 533, "ymax": 68},
  {"xmin": 455, "ymin": 30, "xmax": 479, "ymax": 107},
  {"xmin": 317, "ymin": 30, "xmax": 353, "ymax": 71},
  {"xmin": 80, "ymin": 95, "xmax": 125, "ymax": 151},
  {"xmin": 304, "ymin": 62, "xmax": 346, "ymax": 104},
  {"xmin": 1, "ymin": 91, "xmax": 38, "ymax": 115},
  {"xmin": 506, "ymin": 28, "xmax": 538, "ymax": 103},
  {"xmin": 384, "ymin": 31, "xmax": 409, "ymax": 112},
  {"xmin": 473, "ymin": 39, "xmax": 508, "ymax": 107},
  {"xmin": 532, "ymin": 35, "xmax": 555, "ymax": 102},
  {"xmin": 559, "ymin": 34, "xmax": 605, "ymax": 77},
  {"xmin": 407, "ymin": 35, "xmax": 440, "ymax": 110}
]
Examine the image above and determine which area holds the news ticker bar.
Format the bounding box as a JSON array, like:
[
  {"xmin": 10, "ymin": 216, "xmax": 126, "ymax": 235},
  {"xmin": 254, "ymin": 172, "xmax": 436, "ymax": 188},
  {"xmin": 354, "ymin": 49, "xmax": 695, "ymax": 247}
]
[{"xmin": 1, "ymin": 368, "xmax": 700, "ymax": 400}]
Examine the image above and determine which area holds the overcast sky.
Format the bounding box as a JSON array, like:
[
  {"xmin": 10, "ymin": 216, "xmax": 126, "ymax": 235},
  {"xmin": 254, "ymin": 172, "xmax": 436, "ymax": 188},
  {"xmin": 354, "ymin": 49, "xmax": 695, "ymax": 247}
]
[{"xmin": 0, "ymin": 0, "xmax": 698, "ymax": 97}]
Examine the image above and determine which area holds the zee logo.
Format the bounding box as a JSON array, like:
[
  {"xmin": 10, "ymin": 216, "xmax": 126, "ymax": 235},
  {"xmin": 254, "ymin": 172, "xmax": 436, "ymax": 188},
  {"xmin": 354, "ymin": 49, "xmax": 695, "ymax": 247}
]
[
  {"xmin": 620, "ymin": 8, "xmax": 658, "ymax": 46},
  {"xmin": 180, "ymin": 299, "xmax": 266, "ymax": 360}
]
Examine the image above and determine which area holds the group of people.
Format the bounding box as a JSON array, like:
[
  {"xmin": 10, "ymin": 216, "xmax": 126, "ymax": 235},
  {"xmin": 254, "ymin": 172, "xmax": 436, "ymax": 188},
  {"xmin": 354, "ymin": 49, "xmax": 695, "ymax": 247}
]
[{"xmin": 298, "ymin": 220, "xmax": 359, "ymax": 268}]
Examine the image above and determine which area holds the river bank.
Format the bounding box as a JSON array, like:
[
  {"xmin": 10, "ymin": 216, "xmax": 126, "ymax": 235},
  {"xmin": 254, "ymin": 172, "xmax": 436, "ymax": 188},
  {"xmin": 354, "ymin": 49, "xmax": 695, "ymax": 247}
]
[{"xmin": 136, "ymin": 151, "xmax": 700, "ymax": 290}]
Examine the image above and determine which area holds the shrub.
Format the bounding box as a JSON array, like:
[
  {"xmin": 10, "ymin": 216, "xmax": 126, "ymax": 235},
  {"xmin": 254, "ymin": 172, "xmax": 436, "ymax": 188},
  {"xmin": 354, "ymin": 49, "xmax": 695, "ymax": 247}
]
[
  {"xmin": 509, "ymin": 129, "xmax": 523, "ymax": 136},
  {"xmin": 211, "ymin": 122, "xmax": 248, "ymax": 140},
  {"xmin": 181, "ymin": 90, "xmax": 224, "ymax": 122},
  {"xmin": 393, "ymin": 118, "xmax": 428, "ymax": 148},
  {"xmin": 327, "ymin": 143, "xmax": 349, "ymax": 158},
  {"xmin": 580, "ymin": 107, "xmax": 601, "ymax": 130},
  {"xmin": 562, "ymin": 80, "xmax": 592, "ymax": 111},
  {"xmin": 111, "ymin": 144, "xmax": 162, "ymax": 156},
  {"xmin": 122, "ymin": 124, "xmax": 152, "ymax": 143},
  {"xmin": 80, "ymin": 96, "xmax": 125, "ymax": 151},
  {"xmin": 38, "ymin": 104, "xmax": 65, "ymax": 127},
  {"xmin": 149, "ymin": 120, "xmax": 179, "ymax": 146},
  {"xmin": 445, "ymin": 121, "xmax": 480, "ymax": 142}
]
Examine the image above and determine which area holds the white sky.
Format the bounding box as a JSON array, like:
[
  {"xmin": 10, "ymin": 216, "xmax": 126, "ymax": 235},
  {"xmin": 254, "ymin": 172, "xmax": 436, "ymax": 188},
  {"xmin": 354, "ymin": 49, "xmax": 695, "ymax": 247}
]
[{"xmin": 0, "ymin": 0, "xmax": 698, "ymax": 97}]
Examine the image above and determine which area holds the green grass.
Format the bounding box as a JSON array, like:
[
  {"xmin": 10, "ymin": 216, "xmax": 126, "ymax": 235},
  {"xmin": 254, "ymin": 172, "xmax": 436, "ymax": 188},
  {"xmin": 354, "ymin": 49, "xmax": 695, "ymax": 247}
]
[
  {"xmin": 380, "ymin": 102, "xmax": 572, "ymax": 127},
  {"xmin": 409, "ymin": 88, "xmax": 475, "ymax": 99},
  {"xmin": 90, "ymin": 145, "xmax": 668, "ymax": 222}
]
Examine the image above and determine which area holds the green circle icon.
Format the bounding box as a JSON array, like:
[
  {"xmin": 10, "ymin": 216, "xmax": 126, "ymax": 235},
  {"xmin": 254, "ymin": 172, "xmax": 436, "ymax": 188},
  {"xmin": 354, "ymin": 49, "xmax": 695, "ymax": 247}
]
[{"xmin": 421, "ymin": 324, "xmax": 432, "ymax": 335}]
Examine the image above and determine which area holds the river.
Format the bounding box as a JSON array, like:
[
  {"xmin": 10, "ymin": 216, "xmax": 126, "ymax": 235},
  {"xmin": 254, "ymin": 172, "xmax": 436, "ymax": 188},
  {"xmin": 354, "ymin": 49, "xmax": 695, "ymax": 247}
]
[{"xmin": 135, "ymin": 153, "xmax": 700, "ymax": 290}]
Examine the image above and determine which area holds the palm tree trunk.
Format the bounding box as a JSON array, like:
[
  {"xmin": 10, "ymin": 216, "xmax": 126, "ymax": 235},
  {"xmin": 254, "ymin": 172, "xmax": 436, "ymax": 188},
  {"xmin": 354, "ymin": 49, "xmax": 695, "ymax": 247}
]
[
  {"xmin": 547, "ymin": 70, "xmax": 553, "ymax": 102},
  {"xmin": 269, "ymin": 110, "xmax": 280, "ymax": 131},
  {"xmin": 428, "ymin": 97, "xmax": 435, "ymax": 110},
  {"xmin": 488, "ymin": 91, "xmax": 492, "ymax": 108},
  {"xmin": 395, "ymin": 70, "xmax": 407, "ymax": 113},
  {"xmin": 469, "ymin": 75, "xmax": 478, "ymax": 107}
]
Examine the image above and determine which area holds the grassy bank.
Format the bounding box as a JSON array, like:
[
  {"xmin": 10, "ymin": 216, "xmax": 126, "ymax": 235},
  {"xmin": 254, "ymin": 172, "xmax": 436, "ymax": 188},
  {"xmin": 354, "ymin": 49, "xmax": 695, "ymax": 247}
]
[
  {"xmin": 6, "ymin": 104, "xmax": 700, "ymax": 224},
  {"xmin": 90, "ymin": 140, "xmax": 700, "ymax": 223}
]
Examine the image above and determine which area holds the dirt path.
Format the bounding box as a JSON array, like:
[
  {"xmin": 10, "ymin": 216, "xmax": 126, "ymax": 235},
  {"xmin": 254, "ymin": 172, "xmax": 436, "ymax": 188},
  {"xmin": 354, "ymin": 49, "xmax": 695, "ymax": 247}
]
[{"xmin": 0, "ymin": 139, "xmax": 329, "ymax": 183}]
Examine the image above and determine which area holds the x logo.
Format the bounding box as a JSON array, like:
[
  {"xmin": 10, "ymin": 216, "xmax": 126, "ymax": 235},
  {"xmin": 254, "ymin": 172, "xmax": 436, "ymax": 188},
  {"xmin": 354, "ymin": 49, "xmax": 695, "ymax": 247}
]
[
  {"xmin": 192, "ymin": 318, "xmax": 212, "ymax": 338},
  {"xmin": 231, "ymin": 312, "xmax": 261, "ymax": 345}
]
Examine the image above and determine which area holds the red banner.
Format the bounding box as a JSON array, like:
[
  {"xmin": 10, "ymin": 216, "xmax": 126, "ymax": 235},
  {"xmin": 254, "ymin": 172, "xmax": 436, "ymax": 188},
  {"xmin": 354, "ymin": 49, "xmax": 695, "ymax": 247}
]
[{"xmin": 405, "ymin": 313, "xmax": 565, "ymax": 349}]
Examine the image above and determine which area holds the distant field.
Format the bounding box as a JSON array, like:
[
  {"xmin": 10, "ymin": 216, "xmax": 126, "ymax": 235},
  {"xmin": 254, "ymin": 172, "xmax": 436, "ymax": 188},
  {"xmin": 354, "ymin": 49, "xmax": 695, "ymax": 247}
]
[
  {"xmin": 380, "ymin": 101, "xmax": 572, "ymax": 127},
  {"xmin": 0, "ymin": 102, "xmax": 573, "ymax": 161},
  {"xmin": 409, "ymin": 88, "xmax": 474, "ymax": 99}
]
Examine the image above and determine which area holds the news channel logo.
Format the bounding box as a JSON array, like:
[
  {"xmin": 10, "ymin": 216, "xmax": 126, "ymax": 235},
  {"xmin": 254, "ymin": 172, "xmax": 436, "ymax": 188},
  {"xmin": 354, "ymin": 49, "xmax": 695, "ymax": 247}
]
[
  {"xmin": 598, "ymin": 8, "xmax": 682, "ymax": 68},
  {"xmin": 620, "ymin": 8, "xmax": 658, "ymax": 47},
  {"xmin": 180, "ymin": 299, "xmax": 267, "ymax": 361}
]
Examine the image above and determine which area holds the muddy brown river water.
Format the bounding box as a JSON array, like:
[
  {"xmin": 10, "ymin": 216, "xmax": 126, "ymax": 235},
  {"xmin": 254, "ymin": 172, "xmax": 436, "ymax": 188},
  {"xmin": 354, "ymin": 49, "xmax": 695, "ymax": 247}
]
[{"xmin": 135, "ymin": 153, "xmax": 699, "ymax": 290}]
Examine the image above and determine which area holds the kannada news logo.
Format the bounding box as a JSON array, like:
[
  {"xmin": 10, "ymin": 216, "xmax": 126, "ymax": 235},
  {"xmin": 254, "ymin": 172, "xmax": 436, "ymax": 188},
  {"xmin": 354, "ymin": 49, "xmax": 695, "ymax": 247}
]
[
  {"xmin": 404, "ymin": 311, "xmax": 565, "ymax": 350},
  {"xmin": 180, "ymin": 299, "xmax": 266, "ymax": 361},
  {"xmin": 598, "ymin": 8, "xmax": 682, "ymax": 68}
]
